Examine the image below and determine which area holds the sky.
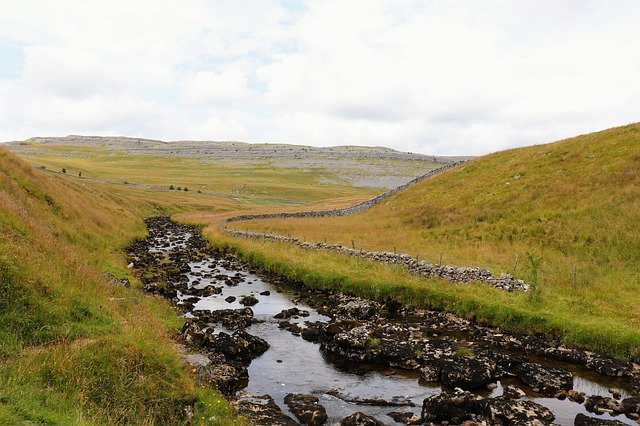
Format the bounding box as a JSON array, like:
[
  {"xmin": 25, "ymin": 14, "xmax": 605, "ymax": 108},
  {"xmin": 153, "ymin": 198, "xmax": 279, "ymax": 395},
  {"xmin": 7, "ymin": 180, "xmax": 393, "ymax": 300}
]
[{"xmin": 0, "ymin": 1, "xmax": 638, "ymax": 155}]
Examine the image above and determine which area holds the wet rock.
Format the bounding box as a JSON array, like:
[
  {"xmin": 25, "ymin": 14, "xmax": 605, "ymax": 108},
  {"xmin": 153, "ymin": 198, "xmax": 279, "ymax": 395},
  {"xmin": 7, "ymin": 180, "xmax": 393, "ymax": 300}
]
[
  {"xmin": 574, "ymin": 413, "xmax": 628, "ymax": 425},
  {"xmin": 417, "ymin": 338, "xmax": 458, "ymax": 365},
  {"xmin": 206, "ymin": 362, "xmax": 247, "ymax": 395},
  {"xmin": 283, "ymin": 393, "xmax": 328, "ymax": 425},
  {"xmin": 207, "ymin": 331, "xmax": 269, "ymax": 363},
  {"xmin": 240, "ymin": 294, "xmax": 259, "ymax": 306},
  {"xmin": 192, "ymin": 307, "xmax": 255, "ymax": 330},
  {"xmin": 514, "ymin": 362, "xmax": 573, "ymax": 396},
  {"xmin": 486, "ymin": 398, "xmax": 555, "ymax": 425},
  {"xmin": 568, "ymin": 390, "xmax": 587, "ymax": 404},
  {"xmin": 225, "ymin": 296, "xmax": 236, "ymax": 303},
  {"xmin": 337, "ymin": 411, "xmax": 385, "ymax": 425},
  {"xmin": 371, "ymin": 338, "xmax": 419, "ymax": 370},
  {"xmin": 543, "ymin": 346, "xmax": 589, "ymax": 365},
  {"xmin": 334, "ymin": 299, "xmax": 380, "ymax": 320},
  {"xmin": 439, "ymin": 356, "xmax": 495, "ymax": 391},
  {"xmin": 274, "ymin": 307, "xmax": 310, "ymax": 319},
  {"xmin": 621, "ymin": 396, "xmax": 640, "ymax": 414},
  {"xmin": 584, "ymin": 395, "xmax": 624, "ymax": 416},
  {"xmin": 386, "ymin": 411, "xmax": 421, "ymax": 424},
  {"xmin": 421, "ymin": 389, "xmax": 488, "ymax": 424},
  {"xmin": 588, "ymin": 355, "xmax": 634, "ymax": 378},
  {"xmin": 260, "ymin": 290, "xmax": 271, "ymax": 296},
  {"xmin": 235, "ymin": 394, "xmax": 298, "ymax": 426},
  {"xmin": 502, "ymin": 385, "xmax": 526, "ymax": 400},
  {"xmin": 327, "ymin": 390, "xmax": 414, "ymax": 407},
  {"xmin": 421, "ymin": 389, "xmax": 555, "ymax": 425},
  {"xmin": 278, "ymin": 320, "xmax": 303, "ymax": 335},
  {"xmin": 420, "ymin": 364, "xmax": 440, "ymax": 382}
]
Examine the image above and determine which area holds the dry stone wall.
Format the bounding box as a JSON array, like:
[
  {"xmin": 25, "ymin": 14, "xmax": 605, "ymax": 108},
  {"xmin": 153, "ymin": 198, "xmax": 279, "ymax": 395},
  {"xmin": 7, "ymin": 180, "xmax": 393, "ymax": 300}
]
[{"xmin": 224, "ymin": 161, "xmax": 531, "ymax": 292}]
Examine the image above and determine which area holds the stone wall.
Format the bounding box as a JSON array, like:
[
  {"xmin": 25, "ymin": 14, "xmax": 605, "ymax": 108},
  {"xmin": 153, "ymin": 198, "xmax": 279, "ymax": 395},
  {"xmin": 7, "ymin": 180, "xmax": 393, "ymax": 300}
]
[
  {"xmin": 223, "ymin": 160, "xmax": 531, "ymax": 292},
  {"xmin": 226, "ymin": 161, "xmax": 463, "ymax": 223}
]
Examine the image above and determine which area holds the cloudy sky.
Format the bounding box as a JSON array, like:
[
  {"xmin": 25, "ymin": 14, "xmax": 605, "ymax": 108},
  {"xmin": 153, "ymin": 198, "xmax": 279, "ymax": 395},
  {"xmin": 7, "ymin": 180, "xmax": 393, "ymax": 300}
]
[{"xmin": 0, "ymin": 1, "xmax": 638, "ymax": 155}]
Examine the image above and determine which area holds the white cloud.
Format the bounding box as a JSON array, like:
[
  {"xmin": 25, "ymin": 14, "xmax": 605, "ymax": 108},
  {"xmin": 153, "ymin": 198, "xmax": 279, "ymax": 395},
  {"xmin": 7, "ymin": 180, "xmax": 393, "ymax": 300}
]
[
  {"xmin": 0, "ymin": 0, "xmax": 639, "ymax": 155},
  {"xmin": 181, "ymin": 69, "xmax": 249, "ymax": 106}
]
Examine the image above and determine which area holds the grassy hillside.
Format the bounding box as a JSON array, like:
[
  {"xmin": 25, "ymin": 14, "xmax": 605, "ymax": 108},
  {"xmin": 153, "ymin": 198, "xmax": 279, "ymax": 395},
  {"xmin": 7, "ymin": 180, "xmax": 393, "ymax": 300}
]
[
  {"xmin": 6, "ymin": 143, "xmax": 394, "ymax": 204},
  {"xmin": 0, "ymin": 147, "xmax": 242, "ymax": 424},
  {"xmin": 221, "ymin": 123, "xmax": 640, "ymax": 359}
]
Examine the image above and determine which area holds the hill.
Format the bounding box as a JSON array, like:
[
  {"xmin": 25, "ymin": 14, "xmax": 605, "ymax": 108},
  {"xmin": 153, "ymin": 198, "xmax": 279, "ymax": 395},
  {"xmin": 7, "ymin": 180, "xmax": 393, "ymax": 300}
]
[
  {"xmin": 0, "ymin": 147, "xmax": 239, "ymax": 424},
  {"xmin": 219, "ymin": 123, "xmax": 640, "ymax": 359},
  {"xmin": 5, "ymin": 135, "xmax": 467, "ymax": 192}
]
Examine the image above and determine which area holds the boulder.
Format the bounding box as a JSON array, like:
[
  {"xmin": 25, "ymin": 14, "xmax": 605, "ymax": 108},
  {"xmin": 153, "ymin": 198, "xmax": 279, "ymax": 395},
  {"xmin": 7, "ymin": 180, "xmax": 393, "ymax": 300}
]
[
  {"xmin": 240, "ymin": 294, "xmax": 259, "ymax": 306},
  {"xmin": 283, "ymin": 393, "xmax": 328, "ymax": 425},
  {"xmin": 334, "ymin": 299, "xmax": 380, "ymax": 320},
  {"xmin": 514, "ymin": 362, "xmax": 573, "ymax": 395},
  {"xmin": 337, "ymin": 411, "xmax": 385, "ymax": 425},
  {"xmin": 421, "ymin": 389, "xmax": 488, "ymax": 424},
  {"xmin": 502, "ymin": 385, "xmax": 526, "ymax": 400},
  {"xmin": 439, "ymin": 356, "xmax": 495, "ymax": 390},
  {"xmin": 574, "ymin": 413, "xmax": 628, "ymax": 425},
  {"xmin": 486, "ymin": 398, "xmax": 555, "ymax": 425},
  {"xmin": 234, "ymin": 394, "xmax": 298, "ymax": 426}
]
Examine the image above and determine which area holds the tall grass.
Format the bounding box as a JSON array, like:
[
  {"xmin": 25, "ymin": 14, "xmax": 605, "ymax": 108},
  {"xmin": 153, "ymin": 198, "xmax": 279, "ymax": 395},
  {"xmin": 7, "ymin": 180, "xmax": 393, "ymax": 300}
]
[
  {"xmin": 217, "ymin": 124, "xmax": 640, "ymax": 361},
  {"xmin": 0, "ymin": 147, "xmax": 241, "ymax": 424}
]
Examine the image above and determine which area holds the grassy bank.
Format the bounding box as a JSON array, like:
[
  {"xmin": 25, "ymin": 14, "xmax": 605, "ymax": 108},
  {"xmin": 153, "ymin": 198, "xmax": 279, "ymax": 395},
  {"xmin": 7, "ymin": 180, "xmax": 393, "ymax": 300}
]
[
  {"xmin": 0, "ymin": 147, "xmax": 243, "ymax": 424},
  {"xmin": 201, "ymin": 227, "xmax": 640, "ymax": 362},
  {"xmin": 211, "ymin": 124, "xmax": 640, "ymax": 361}
]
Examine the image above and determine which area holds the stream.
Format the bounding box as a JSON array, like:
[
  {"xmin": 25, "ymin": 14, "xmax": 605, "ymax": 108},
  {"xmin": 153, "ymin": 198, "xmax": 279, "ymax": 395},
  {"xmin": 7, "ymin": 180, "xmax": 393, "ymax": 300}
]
[{"xmin": 128, "ymin": 217, "xmax": 640, "ymax": 425}]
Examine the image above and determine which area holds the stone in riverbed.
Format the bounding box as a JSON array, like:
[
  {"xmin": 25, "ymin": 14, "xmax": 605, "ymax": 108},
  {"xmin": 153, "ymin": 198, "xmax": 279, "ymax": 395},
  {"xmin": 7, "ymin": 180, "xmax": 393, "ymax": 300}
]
[
  {"xmin": 240, "ymin": 294, "xmax": 259, "ymax": 306},
  {"xmin": 207, "ymin": 330, "xmax": 269, "ymax": 363},
  {"xmin": 513, "ymin": 362, "xmax": 573, "ymax": 396},
  {"xmin": 421, "ymin": 389, "xmax": 555, "ymax": 425},
  {"xmin": 337, "ymin": 411, "xmax": 385, "ymax": 425},
  {"xmin": 274, "ymin": 307, "xmax": 310, "ymax": 319},
  {"xmin": 225, "ymin": 296, "xmax": 236, "ymax": 303},
  {"xmin": 502, "ymin": 385, "xmax": 526, "ymax": 400},
  {"xmin": 334, "ymin": 299, "xmax": 381, "ymax": 320},
  {"xmin": 439, "ymin": 356, "xmax": 495, "ymax": 391},
  {"xmin": 574, "ymin": 412, "xmax": 628, "ymax": 425},
  {"xmin": 283, "ymin": 393, "xmax": 328, "ymax": 425},
  {"xmin": 234, "ymin": 394, "xmax": 298, "ymax": 426},
  {"xmin": 386, "ymin": 411, "xmax": 421, "ymax": 424}
]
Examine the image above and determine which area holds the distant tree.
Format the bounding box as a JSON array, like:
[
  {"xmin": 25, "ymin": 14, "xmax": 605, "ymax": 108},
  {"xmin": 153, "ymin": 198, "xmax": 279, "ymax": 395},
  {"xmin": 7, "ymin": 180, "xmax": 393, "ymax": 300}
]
[
  {"xmin": 78, "ymin": 171, "xmax": 82, "ymax": 177},
  {"xmin": 169, "ymin": 185, "xmax": 175, "ymax": 190},
  {"xmin": 183, "ymin": 187, "xmax": 188, "ymax": 191},
  {"xmin": 197, "ymin": 190, "xmax": 202, "ymax": 193},
  {"xmin": 62, "ymin": 168, "xmax": 66, "ymax": 174},
  {"xmin": 177, "ymin": 186, "xmax": 182, "ymax": 191}
]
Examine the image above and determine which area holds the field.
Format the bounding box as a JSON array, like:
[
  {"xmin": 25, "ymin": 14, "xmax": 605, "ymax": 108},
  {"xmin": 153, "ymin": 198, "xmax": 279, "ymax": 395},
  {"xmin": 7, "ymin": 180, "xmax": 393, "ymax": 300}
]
[{"xmin": 213, "ymin": 124, "xmax": 640, "ymax": 360}]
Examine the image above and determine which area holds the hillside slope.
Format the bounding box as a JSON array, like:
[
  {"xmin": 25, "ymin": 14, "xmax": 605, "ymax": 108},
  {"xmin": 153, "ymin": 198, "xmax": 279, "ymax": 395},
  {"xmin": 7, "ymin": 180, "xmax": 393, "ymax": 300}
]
[
  {"xmin": 0, "ymin": 148, "xmax": 237, "ymax": 424},
  {"xmin": 226, "ymin": 123, "xmax": 640, "ymax": 358}
]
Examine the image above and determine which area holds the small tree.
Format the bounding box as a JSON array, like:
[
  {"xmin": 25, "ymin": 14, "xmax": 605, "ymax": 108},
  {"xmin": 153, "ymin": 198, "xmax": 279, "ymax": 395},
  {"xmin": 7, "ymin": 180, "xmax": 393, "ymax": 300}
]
[
  {"xmin": 183, "ymin": 187, "xmax": 188, "ymax": 191},
  {"xmin": 78, "ymin": 171, "xmax": 82, "ymax": 177},
  {"xmin": 62, "ymin": 168, "xmax": 66, "ymax": 174},
  {"xmin": 177, "ymin": 186, "xmax": 182, "ymax": 191},
  {"xmin": 169, "ymin": 185, "xmax": 174, "ymax": 190}
]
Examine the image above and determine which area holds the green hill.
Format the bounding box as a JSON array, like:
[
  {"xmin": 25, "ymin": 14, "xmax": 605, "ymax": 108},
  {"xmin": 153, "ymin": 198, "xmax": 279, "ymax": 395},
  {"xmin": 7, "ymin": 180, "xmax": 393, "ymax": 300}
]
[
  {"xmin": 0, "ymin": 147, "xmax": 237, "ymax": 424},
  {"xmin": 224, "ymin": 123, "xmax": 640, "ymax": 360}
]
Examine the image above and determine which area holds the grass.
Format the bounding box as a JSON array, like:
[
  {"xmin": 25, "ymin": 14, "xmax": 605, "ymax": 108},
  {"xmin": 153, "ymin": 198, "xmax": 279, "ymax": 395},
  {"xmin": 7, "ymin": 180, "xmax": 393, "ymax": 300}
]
[
  {"xmin": 10, "ymin": 143, "xmax": 384, "ymax": 204},
  {"xmin": 214, "ymin": 123, "xmax": 640, "ymax": 361},
  {"xmin": 0, "ymin": 147, "xmax": 245, "ymax": 424}
]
